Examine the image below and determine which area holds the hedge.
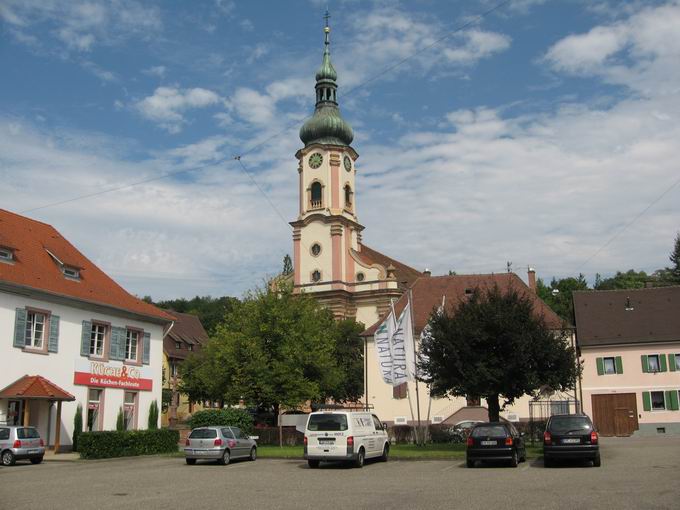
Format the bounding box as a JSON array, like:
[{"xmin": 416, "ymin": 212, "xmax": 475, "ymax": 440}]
[
  {"xmin": 78, "ymin": 429, "xmax": 179, "ymax": 459},
  {"xmin": 187, "ymin": 408, "xmax": 253, "ymax": 434}
]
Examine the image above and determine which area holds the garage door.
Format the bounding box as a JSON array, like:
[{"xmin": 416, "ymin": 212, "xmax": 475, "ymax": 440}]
[{"xmin": 591, "ymin": 393, "xmax": 639, "ymax": 437}]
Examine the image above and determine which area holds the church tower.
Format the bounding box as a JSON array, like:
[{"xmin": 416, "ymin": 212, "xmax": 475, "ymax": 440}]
[{"xmin": 291, "ymin": 14, "xmax": 421, "ymax": 323}]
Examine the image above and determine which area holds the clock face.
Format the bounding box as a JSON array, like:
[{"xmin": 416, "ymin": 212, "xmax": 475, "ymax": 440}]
[
  {"xmin": 343, "ymin": 155, "xmax": 352, "ymax": 172},
  {"xmin": 308, "ymin": 153, "xmax": 323, "ymax": 169}
]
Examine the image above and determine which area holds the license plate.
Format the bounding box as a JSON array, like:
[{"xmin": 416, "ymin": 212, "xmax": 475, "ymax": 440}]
[
  {"xmin": 562, "ymin": 438, "xmax": 580, "ymax": 444},
  {"xmin": 318, "ymin": 439, "xmax": 334, "ymax": 444},
  {"xmin": 28, "ymin": 449, "xmax": 40, "ymax": 454},
  {"xmin": 480, "ymin": 440, "xmax": 496, "ymax": 446}
]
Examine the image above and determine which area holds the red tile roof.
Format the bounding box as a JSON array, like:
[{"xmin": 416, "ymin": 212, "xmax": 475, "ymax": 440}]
[
  {"xmin": 164, "ymin": 311, "xmax": 209, "ymax": 360},
  {"xmin": 357, "ymin": 244, "xmax": 423, "ymax": 288},
  {"xmin": 362, "ymin": 273, "xmax": 565, "ymax": 336},
  {"xmin": 0, "ymin": 209, "xmax": 173, "ymax": 322},
  {"xmin": 0, "ymin": 375, "xmax": 75, "ymax": 401}
]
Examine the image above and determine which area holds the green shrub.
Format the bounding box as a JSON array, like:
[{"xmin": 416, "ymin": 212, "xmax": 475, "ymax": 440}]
[
  {"xmin": 116, "ymin": 407, "xmax": 125, "ymax": 431},
  {"xmin": 148, "ymin": 400, "xmax": 159, "ymax": 430},
  {"xmin": 187, "ymin": 408, "xmax": 253, "ymax": 434},
  {"xmin": 78, "ymin": 429, "xmax": 179, "ymax": 459},
  {"xmin": 72, "ymin": 404, "xmax": 83, "ymax": 452}
]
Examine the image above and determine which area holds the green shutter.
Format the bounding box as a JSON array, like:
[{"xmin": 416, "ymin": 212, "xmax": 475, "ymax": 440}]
[
  {"xmin": 596, "ymin": 357, "xmax": 604, "ymax": 376},
  {"xmin": 642, "ymin": 391, "xmax": 651, "ymax": 412},
  {"xmin": 660, "ymin": 354, "xmax": 668, "ymax": 372},
  {"xmin": 666, "ymin": 391, "xmax": 679, "ymax": 411},
  {"xmin": 48, "ymin": 315, "xmax": 60, "ymax": 353},
  {"xmin": 81, "ymin": 321, "xmax": 92, "ymax": 357},
  {"xmin": 641, "ymin": 355, "xmax": 648, "ymax": 373},
  {"xmin": 142, "ymin": 332, "xmax": 151, "ymax": 365},
  {"xmin": 109, "ymin": 327, "xmax": 125, "ymax": 361},
  {"xmin": 13, "ymin": 308, "xmax": 28, "ymax": 348},
  {"xmin": 615, "ymin": 356, "xmax": 623, "ymax": 374},
  {"xmin": 669, "ymin": 354, "xmax": 677, "ymax": 372}
]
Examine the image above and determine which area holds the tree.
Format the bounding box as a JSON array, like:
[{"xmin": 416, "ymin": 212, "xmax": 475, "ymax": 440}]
[
  {"xmin": 116, "ymin": 407, "xmax": 125, "ymax": 431},
  {"xmin": 419, "ymin": 285, "xmax": 579, "ymax": 422},
  {"xmin": 72, "ymin": 404, "xmax": 83, "ymax": 452},
  {"xmin": 155, "ymin": 295, "xmax": 240, "ymax": 335},
  {"xmin": 594, "ymin": 269, "xmax": 649, "ymax": 290},
  {"xmin": 323, "ymin": 318, "xmax": 365, "ymax": 403},
  {"xmin": 668, "ymin": 232, "xmax": 680, "ymax": 283},
  {"xmin": 282, "ymin": 254, "xmax": 293, "ymax": 275},
  {"xmin": 536, "ymin": 274, "xmax": 588, "ymax": 323},
  {"xmin": 148, "ymin": 400, "xmax": 159, "ymax": 429},
  {"xmin": 179, "ymin": 286, "xmax": 362, "ymax": 416}
]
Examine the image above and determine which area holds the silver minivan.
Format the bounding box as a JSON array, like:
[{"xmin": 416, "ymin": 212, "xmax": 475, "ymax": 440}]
[
  {"xmin": 0, "ymin": 426, "xmax": 45, "ymax": 466},
  {"xmin": 184, "ymin": 426, "xmax": 257, "ymax": 465}
]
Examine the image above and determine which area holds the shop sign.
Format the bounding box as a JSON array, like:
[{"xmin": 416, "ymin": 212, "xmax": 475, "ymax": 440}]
[{"xmin": 74, "ymin": 359, "xmax": 153, "ymax": 391}]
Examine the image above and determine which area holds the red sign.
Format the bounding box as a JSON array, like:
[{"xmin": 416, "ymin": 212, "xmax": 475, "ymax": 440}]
[{"xmin": 74, "ymin": 360, "xmax": 153, "ymax": 391}]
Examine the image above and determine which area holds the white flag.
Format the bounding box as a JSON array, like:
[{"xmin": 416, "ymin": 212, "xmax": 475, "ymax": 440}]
[
  {"xmin": 373, "ymin": 309, "xmax": 396, "ymax": 385},
  {"xmin": 391, "ymin": 300, "xmax": 417, "ymax": 383}
]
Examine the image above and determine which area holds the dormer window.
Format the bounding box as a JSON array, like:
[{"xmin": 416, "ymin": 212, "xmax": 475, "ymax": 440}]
[
  {"xmin": 175, "ymin": 341, "xmax": 181, "ymax": 349},
  {"xmin": 0, "ymin": 247, "xmax": 14, "ymax": 262},
  {"xmin": 63, "ymin": 266, "xmax": 80, "ymax": 280}
]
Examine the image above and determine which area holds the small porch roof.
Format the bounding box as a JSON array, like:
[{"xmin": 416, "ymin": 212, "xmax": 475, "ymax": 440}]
[{"xmin": 0, "ymin": 375, "xmax": 75, "ymax": 401}]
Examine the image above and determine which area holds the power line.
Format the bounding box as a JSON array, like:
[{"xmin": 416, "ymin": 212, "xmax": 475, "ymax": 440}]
[{"xmin": 576, "ymin": 174, "xmax": 680, "ymax": 271}]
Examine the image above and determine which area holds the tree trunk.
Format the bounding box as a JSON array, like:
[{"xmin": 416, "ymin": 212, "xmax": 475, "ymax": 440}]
[{"xmin": 487, "ymin": 394, "xmax": 500, "ymax": 422}]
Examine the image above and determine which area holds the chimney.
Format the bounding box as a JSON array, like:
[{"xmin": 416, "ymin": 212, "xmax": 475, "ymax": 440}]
[
  {"xmin": 527, "ymin": 267, "xmax": 536, "ymax": 293},
  {"xmin": 423, "ymin": 268, "xmax": 431, "ymax": 277}
]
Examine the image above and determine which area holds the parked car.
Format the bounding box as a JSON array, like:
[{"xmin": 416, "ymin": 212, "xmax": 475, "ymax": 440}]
[
  {"xmin": 0, "ymin": 426, "xmax": 45, "ymax": 466},
  {"xmin": 543, "ymin": 414, "xmax": 600, "ymax": 467},
  {"xmin": 304, "ymin": 411, "xmax": 389, "ymax": 468},
  {"xmin": 184, "ymin": 426, "xmax": 257, "ymax": 465},
  {"xmin": 466, "ymin": 422, "xmax": 526, "ymax": 468}
]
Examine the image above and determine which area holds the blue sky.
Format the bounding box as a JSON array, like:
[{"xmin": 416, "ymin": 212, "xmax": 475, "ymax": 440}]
[{"xmin": 1, "ymin": 0, "xmax": 679, "ymax": 299}]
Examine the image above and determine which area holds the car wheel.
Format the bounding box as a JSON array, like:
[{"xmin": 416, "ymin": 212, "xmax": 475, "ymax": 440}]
[
  {"xmin": 308, "ymin": 459, "xmax": 320, "ymax": 469},
  {"xmin": 593, "ymin": 454, "xmax": 601, "ymax": 467},
  {"xmin": 510, "ymin": 451, "xmax": 518, "ymax": 468},
  {"xmin": 249, "ymin": 447, "xmax": 257, "ymax": 461},
  {"xmin": 380, "ymin": 443, "xmax": 389, "ymax": 462},
  {"xmin": 1, "ymin": 450, "xmax": 16, "ymax": 466},
  {"xmin": 185, "ymin": 458, "xmax": 196, "ymax": 465},
  {"xmin": 354, "ymin": 448, "xmax": 365, "ymax": 468},
  {"xmin": 466, "ymin": 458, "xmax": 475, "ymax": 468},
  {"xmin": 219, "ymin": 449, "xmax": 230, "ymax": 466},
  {"xmin": 30, "ymin": 457, "xmax": 43, "ymax": 465}
]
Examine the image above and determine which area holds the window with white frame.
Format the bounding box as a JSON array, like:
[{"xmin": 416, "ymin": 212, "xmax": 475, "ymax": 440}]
[
  {"xmin": 90, "ymin": 323, "xmax": 106, "ymax": 357},
  {"xmin": 24, "ymin": 311, "xmax": 46, "ymax": 349},
  {"xmin": 63, "ymin": 266, "xmax": 80, "ymax": 280},
  {"xmin": 124, "ymin": 392, "xmax": 136, "ymax": 430},
  {"xmin": 651, "ymin": 391, "xmax": 665, "ymax": 411},
  {"xmin": 175, "ymin": 341, "xmax": 181, "ymax": 349},
  {"xmin": 125, "ymin": 329, "xmax": 139, "ymax": 361},
  {"xmin": 0, "ymin": 247, "xmax": 13, "ymax": 261},
  {"xmin": 674, "ymin": 354, "xmax": 680, "ymax": 371},
  {"xmin": 647, "ymin": 354, "xmax": 661, "ymax": 372},
  {"xmin": 603, "ymin": 357, "xmax": 617, "ymax": 375}
]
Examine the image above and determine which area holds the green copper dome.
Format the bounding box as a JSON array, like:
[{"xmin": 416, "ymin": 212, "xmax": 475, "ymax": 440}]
[{"xmin": 300, "ymin": 21, "xmax": 353, "ymax": 147}]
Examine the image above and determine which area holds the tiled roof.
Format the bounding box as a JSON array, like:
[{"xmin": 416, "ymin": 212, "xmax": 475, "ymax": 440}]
[
  {"xmin": 0, "ymin": 209, "xmax": 174, "ymax": 322},
  {"xmin": 362, "ymin": 272, "xmax": 565, "ymax": 336},
  {"xmin": 164, "ymin": 311, "xmax": 208, "ymax": 359},
  {"xmin": 573, "ymin": 286, "xmax": 680, "ymax": 347},
  {"xmin": 357, "ymin": 244, "xmax": 423, "ymax": 288},
  {"xmin": 0, "ymin": 375, "xmax": 75, "ymax": 401}
]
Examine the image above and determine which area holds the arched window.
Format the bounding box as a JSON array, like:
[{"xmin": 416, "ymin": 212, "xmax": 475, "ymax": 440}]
[
  {"xmin": 344, "ymin": 184, "xmax": 353, "ymax": 209},
  {"xmin": 310, "ymin": 181, "xmax": 323, "ymax": 209}
]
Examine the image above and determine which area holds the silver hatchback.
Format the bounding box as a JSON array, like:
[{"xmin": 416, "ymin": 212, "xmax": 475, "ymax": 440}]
[
  {"xmin": 184, "ymin": 426, "xmax": 257, "ymax": 465},
  {"xmin": 0, "ymin": 426, "xmax": 45, "ymax": 466}
]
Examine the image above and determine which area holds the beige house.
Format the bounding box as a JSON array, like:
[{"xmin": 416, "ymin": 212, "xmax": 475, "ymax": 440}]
[{"xmin": 574, "ymin": 286, "xmax": 680, "ymax": 436}]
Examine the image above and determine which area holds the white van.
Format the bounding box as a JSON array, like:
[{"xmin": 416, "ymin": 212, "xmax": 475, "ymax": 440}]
[{"xmin": 303, "ymin": 411, "xmax": 390, "ymax": 468}]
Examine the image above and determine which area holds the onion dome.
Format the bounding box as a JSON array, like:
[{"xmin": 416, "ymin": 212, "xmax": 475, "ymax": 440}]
[{"xmin": 300, "ymin": 14, "xmax": 353, "ymax": 147}]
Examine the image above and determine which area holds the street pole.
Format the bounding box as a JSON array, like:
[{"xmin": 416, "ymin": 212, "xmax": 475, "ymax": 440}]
[{"xmin": 365, "ymin": 335, "xmax": 369, "ymax": 411}]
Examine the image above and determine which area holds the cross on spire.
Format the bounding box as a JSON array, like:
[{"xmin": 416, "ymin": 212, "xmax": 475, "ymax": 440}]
[{"xmin": 323, "ymin": 9, "xmax": 331, "ymax": 45}]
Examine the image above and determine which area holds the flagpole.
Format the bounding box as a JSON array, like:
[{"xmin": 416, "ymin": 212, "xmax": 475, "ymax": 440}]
[
  {"xmin": 392, "ymin": 298, "xmax": 418, "ymax": 445},
  {"xmin": 409, "ymin": 288, "xmax": 422, "ymax": 446}
]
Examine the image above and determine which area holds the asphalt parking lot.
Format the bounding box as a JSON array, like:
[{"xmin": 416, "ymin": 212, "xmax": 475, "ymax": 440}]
[{"xmin": 1, "ymin": 436, "xmax": 679, "ymax": 510}]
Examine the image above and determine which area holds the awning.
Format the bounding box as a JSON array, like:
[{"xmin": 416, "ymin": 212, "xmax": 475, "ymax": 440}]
[{"xmin": 0, "ymin": 375, "xmax": 75, "ymax": 401}]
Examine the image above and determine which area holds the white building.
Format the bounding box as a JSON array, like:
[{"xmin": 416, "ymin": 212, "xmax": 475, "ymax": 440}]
[{"xmin": 0, "ymin": 209, "xmax": 174, "ymax": 451}]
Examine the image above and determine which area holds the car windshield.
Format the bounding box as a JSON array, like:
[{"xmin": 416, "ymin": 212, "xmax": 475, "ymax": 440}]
[
  {"xmin": 17, "ymin": 428, "xmax": 40, "ymax": 439},
  {"xmin": 189, "ymin": 429, "xmax": 217, "ymax": 439},
  {"xmin": 549, "ymin": 416, "xmax": 592, "ymax": 433},
  {"xmin": 307, "ymin": 414, "xmax": 348, "ymax": 431},
  {"xmin": 472, "ymin": 425, "xmax": 507, "ymax": 438}
]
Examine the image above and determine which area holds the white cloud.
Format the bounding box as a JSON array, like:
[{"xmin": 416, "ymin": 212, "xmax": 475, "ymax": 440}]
[
  {"xmin": 134, "ymin": 87, "xmax": 222, "ymax": 133},
  {"xmin": 143, "ymin": 65, "xmax": 167, "ymax": 78}
]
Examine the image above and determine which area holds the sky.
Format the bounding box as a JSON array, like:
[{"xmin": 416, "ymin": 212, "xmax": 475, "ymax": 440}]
[{"xmin": 1, "ymin": 0, "xmax": 679, "ymax": 300}]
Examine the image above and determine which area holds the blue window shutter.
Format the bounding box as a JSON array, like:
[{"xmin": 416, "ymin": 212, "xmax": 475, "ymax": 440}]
[
  {"xmin": 109, "ymin": 327, "xmax": 124, "ymax": 361},
  {"xmin": 81, "ymin": 321, "xmax": 92, "ymax": 357},
  {"xmin": 13, "ymin": 308, "xmax": 28, "ymax": 348},
  {"xmin": 48, "ymin": 315, "xmax": 60, "ymax": 353},
  {"xmin": 142, "ymin": 332, "xmax": 151, "ymax": 365}
]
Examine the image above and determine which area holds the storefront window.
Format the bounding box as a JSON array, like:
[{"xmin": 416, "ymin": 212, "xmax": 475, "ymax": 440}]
[
  {"xmin": 124, "ymin": 392, "xmax": 137, "ymax": 430},
  {"xmin": 25, "ymin": 312, "xmax": 45, "ymax": 349},
  {"xmin": 87, "ymin": 389, "xmax": 102, "ymax": 431}
]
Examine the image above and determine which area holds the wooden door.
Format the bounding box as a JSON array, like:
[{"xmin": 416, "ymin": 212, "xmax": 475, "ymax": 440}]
[{"xmin": 591, "ymin": 393, "xmax": 638, "ymax": 437}]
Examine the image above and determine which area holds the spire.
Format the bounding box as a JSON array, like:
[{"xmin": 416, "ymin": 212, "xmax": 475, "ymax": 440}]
[{"xmin": 299, "ymin": 11, "xmax": 353, "ymax": 147}]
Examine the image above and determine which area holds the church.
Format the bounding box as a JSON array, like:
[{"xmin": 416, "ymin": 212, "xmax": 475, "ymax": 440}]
[{"xmin": 287, "ymin": 18, "xmax": 575, "ymax": 426}]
